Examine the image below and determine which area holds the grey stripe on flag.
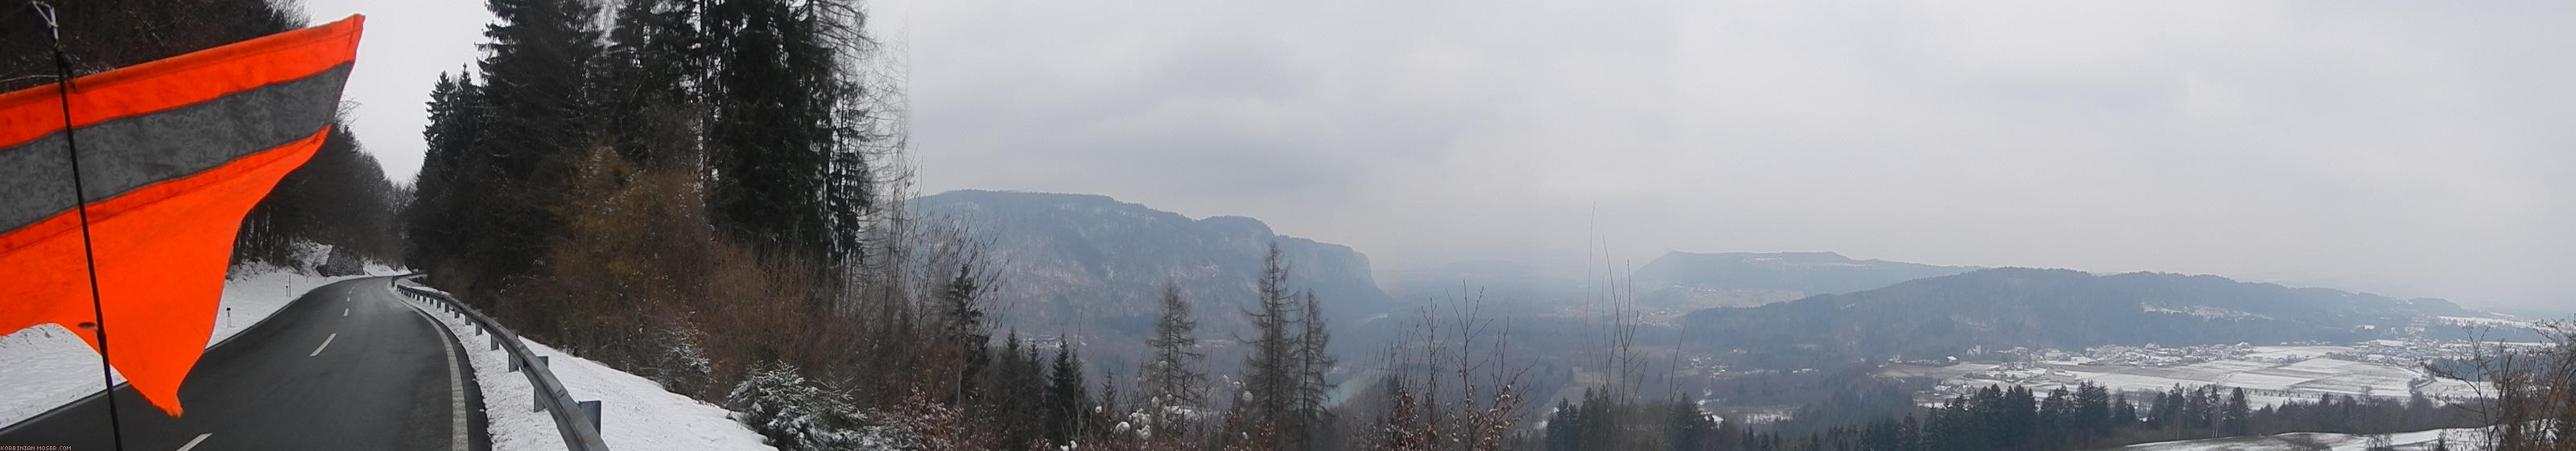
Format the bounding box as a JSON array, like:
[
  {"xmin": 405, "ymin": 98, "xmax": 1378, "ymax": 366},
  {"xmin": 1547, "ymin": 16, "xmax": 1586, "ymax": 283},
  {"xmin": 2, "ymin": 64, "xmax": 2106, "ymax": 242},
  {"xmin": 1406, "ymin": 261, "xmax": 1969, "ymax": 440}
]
[{"xmin": 0, "ymin": 64, "xmax": 350, "ymax": 233}]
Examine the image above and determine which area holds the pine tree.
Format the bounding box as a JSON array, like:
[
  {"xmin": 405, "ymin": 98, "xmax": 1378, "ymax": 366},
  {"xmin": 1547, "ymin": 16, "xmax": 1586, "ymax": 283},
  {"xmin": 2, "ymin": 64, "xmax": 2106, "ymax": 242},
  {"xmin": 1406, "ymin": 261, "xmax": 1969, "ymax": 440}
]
[
  {"xmin": 1669, "ymin": 398, "xmax": 1717, "ymax": 451},
  {"xmin": 1234, "ymin": 242, "xmax": 1304, "ymax": 447},
  {"xmin": 1291, "ymin": 289, "xmax": 1335, "ymax": 445},
  {"xmin": 2112, "ymin": 392, "xmax": 2137, "ymax": 432},
  {"xmin": 598, "ymin": 0, "xmax": 706, "ymax": 160},
  {"xmin": 702, "ymin": 0, "xmax": 873, "ymax": 266},
  {"xmin": 473, "ymin": 0, "xmax": 601, "ymax": 277},
  {"xmin": 2041, "ymin": 387, "xmax": 2073, "ymax": 449},
  {"xmin": 1137, "ymin": 281, "xmax": 1208, "ymax": 426},
  {"xmin": 1896, "ymin": 414, "xmax": 1919, "ymax": 451},
  {"xmin": 2074, "ymin": 383, "xmax": 2112, "ymax": 448},
  {"xmin": 2185, "ymin": 386, "xmax": 2215, "ymax": 433},
  {"xmin": 2223, "ymin": 387, "xmax": 2252, "ymax": 436},
  {"xmin": 1046, "ymin": 339, "xmax": 1092, "ymax": 445},
  {"xmin": 1546, "ymin": 399, "xmax": 1579, "ymax": 451},
  {"xmin": 407, "ymin": 71, "xmax": 477, "ymax": 269},
  {"xmin": 935, "ymin": 263, "xmax": 989, "ymax": 404},
  {"xmin": 992, "ymin": 333, "xmax": 1045, "ymax": 449}
]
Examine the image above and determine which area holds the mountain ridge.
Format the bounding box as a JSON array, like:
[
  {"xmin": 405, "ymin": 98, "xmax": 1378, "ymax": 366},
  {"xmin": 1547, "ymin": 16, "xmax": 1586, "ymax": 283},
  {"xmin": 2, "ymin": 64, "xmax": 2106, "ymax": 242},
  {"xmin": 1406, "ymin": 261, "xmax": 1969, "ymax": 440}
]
[
  {"xmin": 909, "ymin": 190, "xmax": 1393, "ymax": 360},
  {"xmin": 1680, "ymin": 267, "xmax": 2479, "ymax": 369}
]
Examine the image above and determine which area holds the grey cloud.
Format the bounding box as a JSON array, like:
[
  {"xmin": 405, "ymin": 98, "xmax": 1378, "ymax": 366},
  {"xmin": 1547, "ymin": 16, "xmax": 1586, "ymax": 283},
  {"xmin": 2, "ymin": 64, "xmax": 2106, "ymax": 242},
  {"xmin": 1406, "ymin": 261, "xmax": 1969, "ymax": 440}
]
[{"xmin": 323, "ymin": 0, "xmax": 2576, "ymax": 309}]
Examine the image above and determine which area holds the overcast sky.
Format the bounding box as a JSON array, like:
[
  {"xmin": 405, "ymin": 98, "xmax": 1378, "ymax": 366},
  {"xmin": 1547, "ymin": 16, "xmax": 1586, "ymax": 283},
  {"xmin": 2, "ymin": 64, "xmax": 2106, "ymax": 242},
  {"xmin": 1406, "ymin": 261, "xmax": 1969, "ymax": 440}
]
[{"xmin": 308, "ymin": 0, "xmax": 2574, "ymax": 310}]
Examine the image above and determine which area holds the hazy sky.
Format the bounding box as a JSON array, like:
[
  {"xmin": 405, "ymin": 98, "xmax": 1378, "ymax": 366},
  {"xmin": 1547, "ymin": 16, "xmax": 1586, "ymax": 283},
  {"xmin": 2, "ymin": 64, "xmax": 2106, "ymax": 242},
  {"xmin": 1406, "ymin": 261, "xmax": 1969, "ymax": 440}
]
[{"xmin": 309, "ymin": 1, "xmax": 2574, "ymax": 309}]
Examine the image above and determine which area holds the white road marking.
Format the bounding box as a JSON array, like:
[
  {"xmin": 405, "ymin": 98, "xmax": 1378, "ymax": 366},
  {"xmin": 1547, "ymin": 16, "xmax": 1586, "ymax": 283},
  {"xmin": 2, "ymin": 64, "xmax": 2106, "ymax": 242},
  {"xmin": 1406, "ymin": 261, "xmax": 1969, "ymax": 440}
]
[
  {"xmin": 176, "ymin": 432, "xmax": 211, "ymax": 451},
  {"xmin": 309, "ymin": 333, "xmax": 336, "ymax": 357},
  {"xmin": 406, "ymin": 298, "xmax": 471, "ymax": 451},
  {"xmin": 344, "ymin": 308, "xmax": 350, "ymax": 317}
]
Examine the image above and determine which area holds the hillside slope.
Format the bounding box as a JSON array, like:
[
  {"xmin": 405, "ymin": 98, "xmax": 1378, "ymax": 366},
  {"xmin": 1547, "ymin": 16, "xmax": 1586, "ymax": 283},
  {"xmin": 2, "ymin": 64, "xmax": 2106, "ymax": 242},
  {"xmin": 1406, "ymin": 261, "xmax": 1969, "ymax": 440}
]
[
  {"xmin": 910, "ymin": 190, "xmax": 1393, "ymax": 356},
  {"xmin": 1634, "ymin": 251, "xmax": 1976, "ymax": 310},
  {"xmin": 1682, "ymin": 268, "xmax": 2472, "ymax": 367}
]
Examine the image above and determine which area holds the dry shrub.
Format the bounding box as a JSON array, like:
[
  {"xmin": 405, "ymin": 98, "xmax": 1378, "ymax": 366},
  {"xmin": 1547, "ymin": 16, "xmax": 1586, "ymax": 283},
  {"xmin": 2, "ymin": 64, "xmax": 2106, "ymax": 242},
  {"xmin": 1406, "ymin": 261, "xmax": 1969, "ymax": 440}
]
[{"xmin": 2429, "ymin": 321, "xmax": 2576, "ymax": 451}]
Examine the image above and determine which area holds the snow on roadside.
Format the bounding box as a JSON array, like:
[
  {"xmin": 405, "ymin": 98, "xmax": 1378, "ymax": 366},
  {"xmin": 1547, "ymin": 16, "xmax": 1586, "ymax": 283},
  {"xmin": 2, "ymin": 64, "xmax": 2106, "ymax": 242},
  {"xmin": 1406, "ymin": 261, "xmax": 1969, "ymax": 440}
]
[
  {"xmin": 525, "ymin": 338, "xmax": 774, "ymax": 451},
  {"xmin": 2112, "ymin": 427, "xmax": 2487, "ymax": 451},
  {"xmin": 394, "ymin": 282, "xmax": 774, "ymax": 451},
  {"xmin": 398, "ymin": 286, "xmax": 568, "ymax": 451},
  {"xmin": 0, "ymin": 262, "xmax": 382, "ymax": 427}
]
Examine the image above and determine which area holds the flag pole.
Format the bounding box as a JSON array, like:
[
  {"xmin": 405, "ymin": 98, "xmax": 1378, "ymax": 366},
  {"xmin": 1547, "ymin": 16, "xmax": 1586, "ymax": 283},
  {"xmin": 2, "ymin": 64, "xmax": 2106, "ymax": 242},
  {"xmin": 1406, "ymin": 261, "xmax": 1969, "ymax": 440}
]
[{"xmin": 31, "ymin": 2, "xmax": 132, "ymax": 450}]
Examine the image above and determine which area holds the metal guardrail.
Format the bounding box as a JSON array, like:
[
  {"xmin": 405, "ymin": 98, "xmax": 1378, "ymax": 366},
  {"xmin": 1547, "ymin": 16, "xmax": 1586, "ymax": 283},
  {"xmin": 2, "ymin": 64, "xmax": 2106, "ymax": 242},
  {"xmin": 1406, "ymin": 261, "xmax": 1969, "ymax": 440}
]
[{"xmin": 398, "ymin": 277, "xmax": 612, "ymax": 451}]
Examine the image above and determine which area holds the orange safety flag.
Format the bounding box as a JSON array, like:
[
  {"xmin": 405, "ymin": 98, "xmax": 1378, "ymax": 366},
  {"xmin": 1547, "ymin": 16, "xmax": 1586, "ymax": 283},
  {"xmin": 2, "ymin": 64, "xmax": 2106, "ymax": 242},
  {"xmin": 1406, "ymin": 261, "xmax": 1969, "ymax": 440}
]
[{"xmin": 0, "ymin": 15, "xmax": 364, "ymax": 416}]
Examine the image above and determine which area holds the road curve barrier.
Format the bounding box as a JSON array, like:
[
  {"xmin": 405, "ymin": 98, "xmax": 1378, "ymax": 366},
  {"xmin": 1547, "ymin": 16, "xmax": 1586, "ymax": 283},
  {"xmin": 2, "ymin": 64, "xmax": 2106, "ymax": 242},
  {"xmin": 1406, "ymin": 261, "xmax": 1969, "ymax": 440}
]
[{"xmin": 398, "ymin": 276, "xmax": 612, "ymax": 451}]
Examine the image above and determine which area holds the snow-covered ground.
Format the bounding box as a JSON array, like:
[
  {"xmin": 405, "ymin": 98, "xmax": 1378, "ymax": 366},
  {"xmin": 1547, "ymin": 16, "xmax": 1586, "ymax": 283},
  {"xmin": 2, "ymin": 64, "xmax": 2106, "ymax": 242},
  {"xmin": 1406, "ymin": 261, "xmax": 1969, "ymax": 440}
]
[
  {"xmin": 2436, "ymin": 316, "xmax": 2548, "ymax": 331},
  {"xmin": 2112, "ymin": 427, "xmax": 2486, "ymax": 450},
  {"xmin": 0, "ymin": 260, "xmax": 390, "ymax": 426},
  {"xmin": 393, "ymin": 282, "xmax": 774, "ymax": 451},
  {"xmin": 1922, "ymin": 354, "xmax": 2491, "ymax": 409}
]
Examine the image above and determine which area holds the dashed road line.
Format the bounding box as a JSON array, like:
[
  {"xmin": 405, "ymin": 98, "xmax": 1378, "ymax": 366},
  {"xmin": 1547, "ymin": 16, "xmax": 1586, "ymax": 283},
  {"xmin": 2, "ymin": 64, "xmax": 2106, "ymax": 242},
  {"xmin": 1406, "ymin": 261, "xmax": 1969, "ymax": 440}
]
[
  {"xmin": 309, "ymin": 333, "xmax": 336, "ymax": 357},
  {"xmin": 344, "ymin": 308, "xmax": 350, "ymax": 317},
  {"xmin": 176, "ymin": 432, "xmax": 211, "ymax": 451}
]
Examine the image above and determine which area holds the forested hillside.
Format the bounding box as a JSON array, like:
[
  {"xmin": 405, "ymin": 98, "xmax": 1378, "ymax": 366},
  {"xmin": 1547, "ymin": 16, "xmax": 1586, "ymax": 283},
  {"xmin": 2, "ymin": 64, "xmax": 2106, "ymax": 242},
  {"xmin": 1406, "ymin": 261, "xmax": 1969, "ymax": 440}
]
[
  {"xmin": 402, "ymin": 0, "xmax": 894, "ymax": 402},
  {"xmin": 910, "ymin": 190, "xmax": 1390, "ymax": 337},
  {"xmin": 1682, "ymin": 268, "xmax": 2472, "ymax": 369}
]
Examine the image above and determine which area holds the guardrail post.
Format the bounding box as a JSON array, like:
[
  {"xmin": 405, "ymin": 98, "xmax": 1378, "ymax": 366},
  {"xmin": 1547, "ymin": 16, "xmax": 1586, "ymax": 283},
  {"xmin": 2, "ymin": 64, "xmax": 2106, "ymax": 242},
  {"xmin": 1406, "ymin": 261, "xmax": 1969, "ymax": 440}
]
[
  {"xmin": 510, "ymin": 354, "xmax": 522, "ymax": 373},
  {"xmin": 490, "ymin": 335, "xmax": 501, "ymax": 350},
  {"xmin": 580, "ymin": 400, "xmax": 601, "ymax": 432}
]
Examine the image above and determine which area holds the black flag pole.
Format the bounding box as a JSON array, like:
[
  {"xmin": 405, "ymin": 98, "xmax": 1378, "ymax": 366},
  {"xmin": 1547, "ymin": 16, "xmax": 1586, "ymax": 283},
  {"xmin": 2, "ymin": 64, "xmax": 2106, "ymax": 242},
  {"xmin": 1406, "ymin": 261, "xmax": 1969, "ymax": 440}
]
[{"xmin": 31, "ymin": 2, "xmax": 131, "ymax": 450}]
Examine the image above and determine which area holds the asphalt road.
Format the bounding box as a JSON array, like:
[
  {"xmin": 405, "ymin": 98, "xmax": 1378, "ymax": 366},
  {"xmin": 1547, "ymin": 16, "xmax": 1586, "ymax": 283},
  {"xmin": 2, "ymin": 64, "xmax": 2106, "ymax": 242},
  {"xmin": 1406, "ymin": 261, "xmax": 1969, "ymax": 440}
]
[{"xmin": 0, "ymin": 275, "xmax": 489, "ymax": 451}]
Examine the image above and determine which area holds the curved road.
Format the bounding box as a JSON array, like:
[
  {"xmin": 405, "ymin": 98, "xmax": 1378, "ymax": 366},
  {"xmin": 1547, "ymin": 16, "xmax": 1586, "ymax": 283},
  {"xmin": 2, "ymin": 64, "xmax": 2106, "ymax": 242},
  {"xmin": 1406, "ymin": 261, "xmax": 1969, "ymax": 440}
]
[{"xmin": 0, "ymin": 275, "xmax": 488, "ymax": 450}]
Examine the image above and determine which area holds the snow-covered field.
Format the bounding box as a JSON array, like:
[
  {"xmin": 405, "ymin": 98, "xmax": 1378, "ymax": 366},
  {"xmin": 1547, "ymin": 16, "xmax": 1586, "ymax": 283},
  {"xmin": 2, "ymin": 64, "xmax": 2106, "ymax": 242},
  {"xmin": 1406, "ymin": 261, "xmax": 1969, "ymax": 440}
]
[
  {"xmin": 2241, "ymin": 345, "xmax": 2353, "ymax": 362},
  {"xmin": 2435, "ymin": 316, "xmax": 2545, "ymax": 330},
  {"xmin": 2112, "ymin": 427, "xmax": 2486, "ymax": 450},
  {"xmin": 1930, "ymin": 355, "xmax": 2484, "ymax": 408},
  {"xmin": 0, "ymin": 261, "xmax": 389, "ymax": 427},
  {"xmin": 394, "ymin": 282, "xmax": 774, "ymax": 451},
  {"xmin": 1880, "ymin": 362, "xmax": 2001, "ymax": 379}
]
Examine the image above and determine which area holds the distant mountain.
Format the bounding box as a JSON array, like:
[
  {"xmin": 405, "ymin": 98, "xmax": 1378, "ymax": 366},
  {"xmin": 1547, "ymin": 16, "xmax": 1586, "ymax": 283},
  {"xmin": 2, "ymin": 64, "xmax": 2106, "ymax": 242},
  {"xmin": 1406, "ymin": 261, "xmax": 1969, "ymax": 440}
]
[
  {"xmin": 1681, "ymin": 268, "xmax": 2475, "ymax": 368},
  {"xmin": 910, "ymin": 190, "xmax": 1393, "ymax": 351},
  {"xmin": 1632, "ymin": 251, "xmax": 1977, "ymax": 311}
]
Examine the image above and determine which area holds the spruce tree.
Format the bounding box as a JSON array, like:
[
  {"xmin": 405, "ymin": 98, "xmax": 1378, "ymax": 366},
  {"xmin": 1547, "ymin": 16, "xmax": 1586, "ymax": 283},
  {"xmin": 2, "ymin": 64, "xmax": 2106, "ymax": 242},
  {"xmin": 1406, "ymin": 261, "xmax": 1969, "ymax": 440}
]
[
  {"xmin": 1046, "ymin": 339, "xmax": 1092, "ymax": 445},
  {"xmin": 935, "ymin": 263, "xmax": 989, "ymax": 404},
  {"xmin": 474, "ymin": 0, "xmax": 601, "ymax": 276},
  {"xmin": 2074, "ymin": 383, "xmax": 2112, "ymax": 447},
  {"xmin": 2223, "ymin": 387, "xmax": 2252, "ymax": 436},
  {"xmin": 1235, "ymin": 242, "xmax": 1302, "ymax": 445},
  {"xmin": 407, "ymin": 71, "xmax": 473, "ymax": 269},
  {"xmin": 598, "ymin": 0, "xmax": 707, "ymax": 166},
  {"xmin": 702, "ymin": 0, "xmax": 873, "ymax": 266},
  {"xmin": 1291, "ymin": 289, "xmax": 1335, "ymax": 445},
  {"xmin": 1137, "ymin": 281, "xmax": 1208, "ymax": 424},
  {"xmin": 2112, "ymin": 392, "xmax": 2138, "ymax": 431}
]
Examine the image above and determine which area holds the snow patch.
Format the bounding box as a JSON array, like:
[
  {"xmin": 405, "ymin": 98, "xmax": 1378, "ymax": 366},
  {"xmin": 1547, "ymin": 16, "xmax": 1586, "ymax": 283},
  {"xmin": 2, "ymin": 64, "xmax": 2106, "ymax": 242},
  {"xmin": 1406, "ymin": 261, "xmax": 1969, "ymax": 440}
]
[
  {"xmin": 2437, "ymin": 316, "xmax": 2544, "ymax": 330},
  {"xmin": 527, "ymin": 340, "xmax": 774, "ymax": 450},
  {"xmin": 2140, "ymin": 304, "xmax": 2273, "ymax": 321},
  {"xmin": 395, "ymin": 283, "xmax": 773, "ymax": 451},
  {"xmin": 2114, "ymin": 426, "xmax": 2486, "ymax": 450}
]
